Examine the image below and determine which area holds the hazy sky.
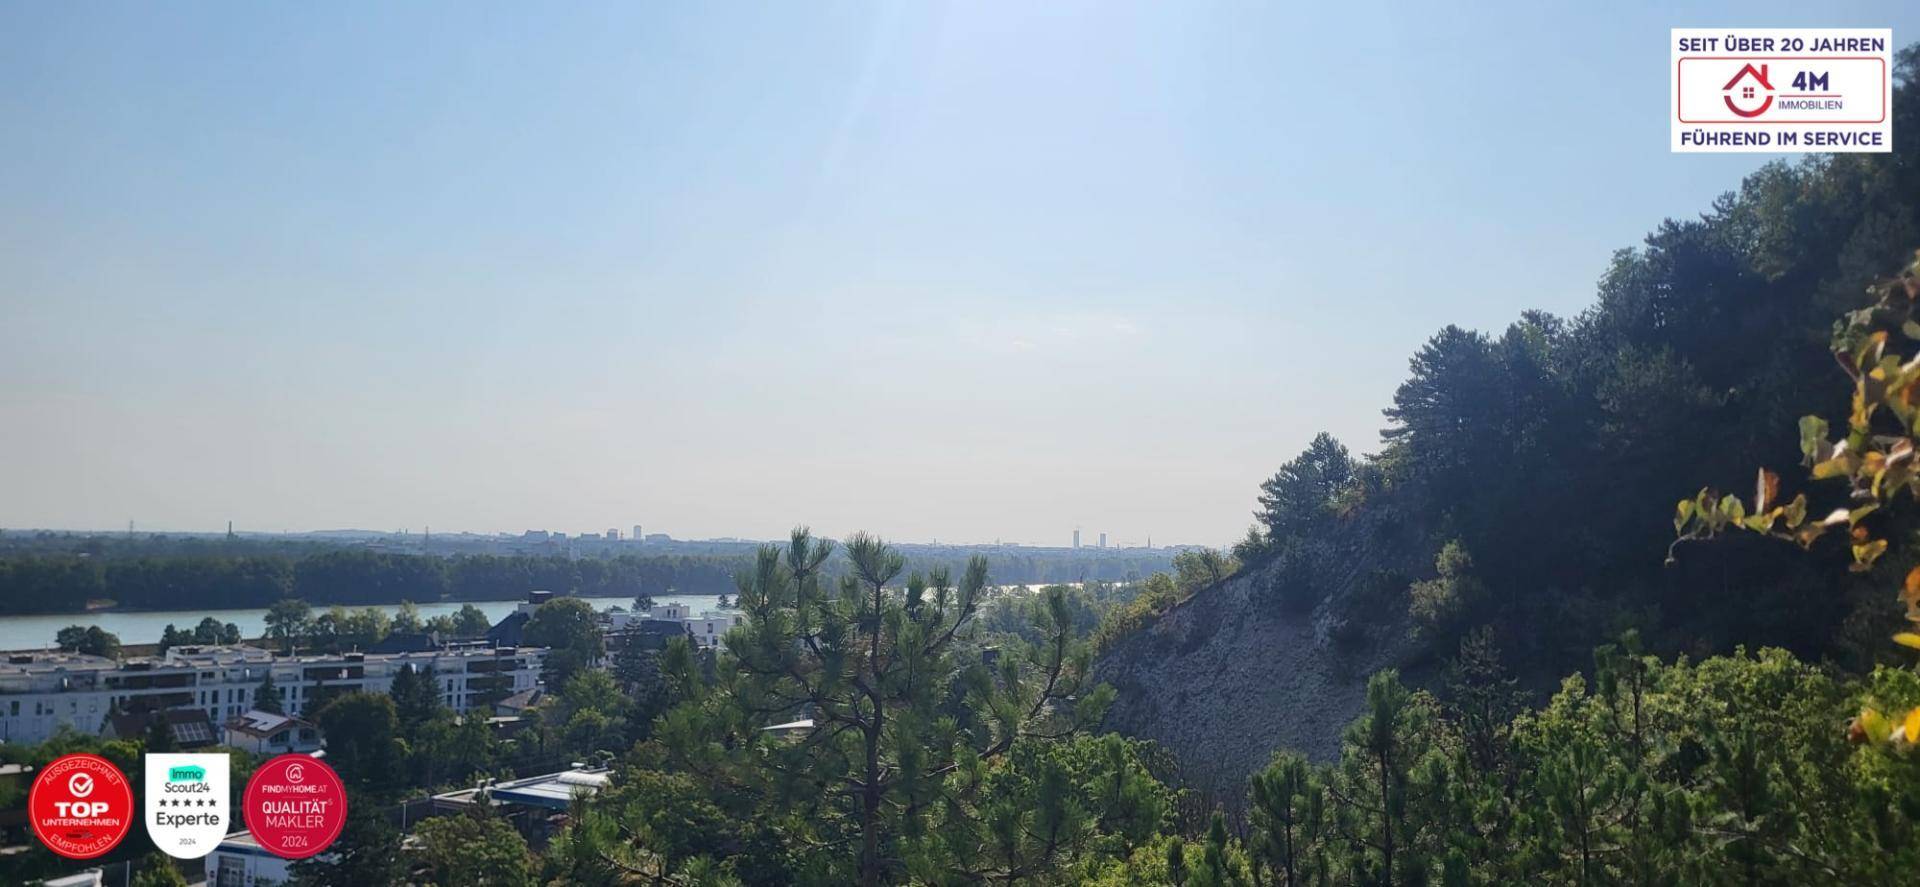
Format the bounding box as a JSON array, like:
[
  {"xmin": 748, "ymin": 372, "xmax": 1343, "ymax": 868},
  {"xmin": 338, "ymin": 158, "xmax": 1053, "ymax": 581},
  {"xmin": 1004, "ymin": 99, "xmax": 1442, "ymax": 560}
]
[{"xmin": 2, "ymin": 3, "xmax": 1914, "ymax": 546}]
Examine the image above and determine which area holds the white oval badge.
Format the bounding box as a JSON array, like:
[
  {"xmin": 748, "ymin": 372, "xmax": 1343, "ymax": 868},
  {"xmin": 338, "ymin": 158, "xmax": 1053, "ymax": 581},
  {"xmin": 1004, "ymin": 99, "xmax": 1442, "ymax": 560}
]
[{"xmin": 144, "ymin": 753, "xmax": 231, "ymax": 859}]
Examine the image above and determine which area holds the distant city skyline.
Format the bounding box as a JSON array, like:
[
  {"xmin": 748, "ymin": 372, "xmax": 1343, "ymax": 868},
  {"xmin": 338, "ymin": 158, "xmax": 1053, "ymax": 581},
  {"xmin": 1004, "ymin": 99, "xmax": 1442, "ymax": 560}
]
[
  {"xmin": 1, "ymin": 521, "xmax": 1173, "ymax": 550},
  {"xmin": 6, "ymin": 4, "xmax": 1915, "ymax": 545}
]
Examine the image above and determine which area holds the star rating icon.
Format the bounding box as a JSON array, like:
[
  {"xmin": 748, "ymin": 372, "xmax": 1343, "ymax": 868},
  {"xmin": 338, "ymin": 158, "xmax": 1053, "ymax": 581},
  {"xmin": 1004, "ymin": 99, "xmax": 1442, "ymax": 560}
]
[{"xmin": 159, "ymin": 797, "xmax": 217, "ymax": 807}]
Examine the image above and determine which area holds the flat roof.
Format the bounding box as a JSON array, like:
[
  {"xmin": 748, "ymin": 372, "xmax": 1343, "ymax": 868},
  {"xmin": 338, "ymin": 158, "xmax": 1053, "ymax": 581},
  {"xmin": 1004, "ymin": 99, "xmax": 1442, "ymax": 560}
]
[{"xmin": 436, "ymin": 768, "xmax": 610, "ymax": 811}]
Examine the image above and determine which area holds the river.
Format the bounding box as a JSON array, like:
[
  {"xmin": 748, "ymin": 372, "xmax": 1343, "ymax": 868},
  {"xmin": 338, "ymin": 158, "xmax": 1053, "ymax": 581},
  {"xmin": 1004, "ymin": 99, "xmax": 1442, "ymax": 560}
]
[{"xmin": 0, "ymin": 593, "xmax": 725, "ymax": 652}]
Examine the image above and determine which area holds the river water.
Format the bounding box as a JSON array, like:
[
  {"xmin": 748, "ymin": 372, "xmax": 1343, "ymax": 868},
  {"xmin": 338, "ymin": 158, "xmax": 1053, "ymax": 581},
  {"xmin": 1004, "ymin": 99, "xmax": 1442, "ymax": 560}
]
[{"xmin": 0, "ymin": 593, "xmax": 725, "ymax": 652}]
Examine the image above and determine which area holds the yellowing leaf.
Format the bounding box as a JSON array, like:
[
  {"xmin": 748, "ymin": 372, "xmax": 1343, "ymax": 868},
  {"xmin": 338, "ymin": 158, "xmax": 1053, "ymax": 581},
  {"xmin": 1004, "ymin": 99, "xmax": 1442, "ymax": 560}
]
[
  {"xmin": 1857, "ymin": 330, "xmax": 1890, "ymax": 373},
  {"xmin": 1894, "ymin": 632, "xmax": 1920, "ymax": 650},
  {"xmin": 1907, "ymin": 708, "xmax": 1920, "ymax": 742},
  {"xmin": 1852, "ymin": 538, "xmax": 1889, "ymax": 570},
  {"xmin": 1794, "ymin": 523, "xmax": 1830, "ymax": 548},
  {"xmin": 1674, "ymin": 499, "xmax": 1695, "ymax": 533},
  {"xmin": 1862, "ymin": 708, "xmax": 1893, "ymax": 744},
  {"xmin": 1812, "ymin": 457, "xmax": 1852, "ymax": 480}
]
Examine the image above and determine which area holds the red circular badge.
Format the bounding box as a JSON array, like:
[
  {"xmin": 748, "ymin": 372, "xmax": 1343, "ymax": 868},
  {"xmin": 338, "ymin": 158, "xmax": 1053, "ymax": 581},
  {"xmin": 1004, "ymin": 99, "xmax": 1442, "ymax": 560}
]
[
  {"xmin": 29, "ymin": 753, "xmax": 133, "ymax": 859},
  {"xmin": 242, "ymin": 755, "xmax": 347, "ymax": 859}
]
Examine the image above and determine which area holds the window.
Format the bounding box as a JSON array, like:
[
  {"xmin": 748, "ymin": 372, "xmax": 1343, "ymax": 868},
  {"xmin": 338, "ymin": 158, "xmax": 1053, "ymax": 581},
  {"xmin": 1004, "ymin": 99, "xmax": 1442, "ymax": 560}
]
[{"xmin": 217, "ymin": 855, "xmax": 245, "ymax": 887}]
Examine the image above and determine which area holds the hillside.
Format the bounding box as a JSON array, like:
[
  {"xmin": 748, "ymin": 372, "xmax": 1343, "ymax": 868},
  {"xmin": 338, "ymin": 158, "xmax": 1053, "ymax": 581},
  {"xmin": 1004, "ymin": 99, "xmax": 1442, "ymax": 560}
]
[
  {"xmin": 1095, "ymin": 551, "xmax": 1420, "ymax": 795},
  {"xmin": 1099, "ymin": 47, "xmax": 1920, "ymax": 794}
]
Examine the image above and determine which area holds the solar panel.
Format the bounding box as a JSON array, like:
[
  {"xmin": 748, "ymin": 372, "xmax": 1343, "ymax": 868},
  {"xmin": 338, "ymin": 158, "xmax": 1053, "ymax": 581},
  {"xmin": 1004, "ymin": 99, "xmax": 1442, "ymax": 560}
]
[{"xmin": 174, "ymin": 721, "xmax": 213, "ymax": 744}]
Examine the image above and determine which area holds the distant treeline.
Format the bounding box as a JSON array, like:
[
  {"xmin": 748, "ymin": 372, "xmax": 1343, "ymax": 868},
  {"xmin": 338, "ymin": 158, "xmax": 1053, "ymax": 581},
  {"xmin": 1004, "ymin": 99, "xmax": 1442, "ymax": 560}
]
[
  {"xmin": 0, "ymin": 551, "xmax": 745, "ymax": 614},
  {"xmin": 0, "ymin": 543, "xmax": 1172, "ymax": 615}
]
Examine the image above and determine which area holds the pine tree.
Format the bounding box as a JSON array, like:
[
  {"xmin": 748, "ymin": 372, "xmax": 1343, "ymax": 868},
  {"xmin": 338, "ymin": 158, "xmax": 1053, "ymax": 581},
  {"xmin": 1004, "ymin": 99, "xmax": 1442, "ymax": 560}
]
[
  {"xmin": 253, "ymin": 672, "xmax": 283, "ymax": 715},
  {"xmin": 157, "ymin": 624, "xmax": 187, "ymax": 654},
  {"xmin": 1191, "ymin": 812, "xmax": 1248, "ymax": 887},
  {"xmin": 1326, "ymin": 670, "xmax": 1442, "ymax": 886},
  {"xmin": 1251, "ymin": 751, "xmax": 1324, "ymax": 886},
  {"xmin": 1534, "ymin": 739, "xmax": 1635, "ymax": 884},
  {"xmin": 1166, "ymin": 836, "xmax": 1190, "ymax": 886},
  {"xmin": 143, "ymin": 713, "xmax": 176, "ymax": 753},
  {"xmin": 388, "ymin": 664, "xmax": 443, "ymax": 740},
  {"xmin": 1255, "ymin": 432, "xmax": 1354, "ymax": 543},
  {"xmin": 652, "ymin": 528, "xmax": 1110, "ymax": 887}
]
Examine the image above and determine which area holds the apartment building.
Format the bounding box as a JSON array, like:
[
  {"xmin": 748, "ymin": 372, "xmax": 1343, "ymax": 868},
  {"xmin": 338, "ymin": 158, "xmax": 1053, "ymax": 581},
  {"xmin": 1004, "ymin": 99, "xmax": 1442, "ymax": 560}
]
[
  {"xmin": 605, "ymin": 601, "xmax": 743, "ymax": 650},
  {"xmin": 0, "ymin": 642, "xmax": 545, "ymax": 745}
]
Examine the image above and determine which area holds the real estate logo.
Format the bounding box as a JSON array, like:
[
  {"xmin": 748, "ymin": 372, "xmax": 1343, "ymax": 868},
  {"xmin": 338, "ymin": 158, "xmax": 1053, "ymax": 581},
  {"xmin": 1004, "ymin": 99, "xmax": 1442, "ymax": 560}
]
[
  {"xmin": 145, "ymin": 753, "xmax": 230, "ymax": 859},
  {"xmin": 28, "ymin": 753, "xmax": 133, "ymax": 860},
  {"xmin": 1672, "ymin": 28, "xmax": 1892, "ymax": 153},
  {"xmin": 242, "ymin": 754, "xmax": 347, "ymax": 859}
]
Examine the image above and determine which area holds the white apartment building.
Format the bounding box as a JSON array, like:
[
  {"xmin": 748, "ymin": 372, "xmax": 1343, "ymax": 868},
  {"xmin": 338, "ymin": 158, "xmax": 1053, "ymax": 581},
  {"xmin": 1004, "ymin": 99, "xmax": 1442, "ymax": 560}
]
[
  {"xmin": 606, "ymin": 602, "xmax": 744, "ymax": 650},
  {"xmin": 204, "ymin": 829, "xmax": 290, "ymax": 887},
  {"xmin": 0, "ymin": 643, "xmax": 545, "ymax": 745}
]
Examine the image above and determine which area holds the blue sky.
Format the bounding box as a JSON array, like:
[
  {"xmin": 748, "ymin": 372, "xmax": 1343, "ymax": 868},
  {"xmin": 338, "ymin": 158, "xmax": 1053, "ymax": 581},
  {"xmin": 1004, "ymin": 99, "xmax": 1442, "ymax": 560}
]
[{"xmin": 2, "ymin": 2, "xmax": 1914, "ymax": 546}]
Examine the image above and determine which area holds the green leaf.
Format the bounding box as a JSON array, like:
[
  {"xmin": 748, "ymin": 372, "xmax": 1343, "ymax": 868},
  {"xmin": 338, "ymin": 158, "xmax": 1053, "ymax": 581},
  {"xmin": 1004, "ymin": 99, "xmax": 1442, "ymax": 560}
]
[
  {"xmin": 1782, "ymin": 494, "xmax": 1808, "ymax": 528},
  {"xmin": 1799, "ymin": 415, "xmax": 1830, "ymax": 462}
]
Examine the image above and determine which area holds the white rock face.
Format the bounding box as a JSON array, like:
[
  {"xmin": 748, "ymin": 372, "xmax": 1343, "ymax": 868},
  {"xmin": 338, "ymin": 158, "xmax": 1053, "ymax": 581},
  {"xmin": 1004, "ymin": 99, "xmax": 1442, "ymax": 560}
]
[{"xmin": 1094, "ymin": 549, "xmax": 1420, "ymax": 802}]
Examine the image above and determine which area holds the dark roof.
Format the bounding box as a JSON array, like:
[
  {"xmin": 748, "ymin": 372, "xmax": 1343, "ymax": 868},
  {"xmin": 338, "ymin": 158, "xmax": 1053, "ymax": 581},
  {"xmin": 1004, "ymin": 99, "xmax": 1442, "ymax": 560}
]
[
  {"xmin": 368, "ymin": 631, "xmax": 440, "ymax": 654},
  {"xmin": 487, "ymin": 611, "xmax": 531, "ymax": 647},
  {"xmin": 608, "ymin": 619, "xmax": 691, "ymax": 653},
  {"xmin": 107, "ymin": 708, "xmax": 218, "ymax": 748},
  {"xmin": 224, "ymin": 709, "xmax": 316, "ymax": 738},
  {"xmin": 496, "ymin": 687, "xmax": 544, "ymax": 713}
]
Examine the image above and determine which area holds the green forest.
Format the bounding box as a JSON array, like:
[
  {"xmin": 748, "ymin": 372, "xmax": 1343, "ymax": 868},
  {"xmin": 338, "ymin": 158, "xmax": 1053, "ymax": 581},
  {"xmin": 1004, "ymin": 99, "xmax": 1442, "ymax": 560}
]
[
  {"xmin": 7, "ymin": 41, "xmax": 1920, "ymax": 887},
  {"xmin": 0, "ymin": 541, "xmax": 1170, "ymax": 616}
]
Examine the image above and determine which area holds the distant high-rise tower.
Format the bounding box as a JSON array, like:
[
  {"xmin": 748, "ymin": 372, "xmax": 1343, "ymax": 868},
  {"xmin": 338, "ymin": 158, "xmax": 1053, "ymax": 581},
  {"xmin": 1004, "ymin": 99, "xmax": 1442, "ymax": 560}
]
[
  {"xmin": 607, "ymin": 528, "xmax": 620, "ymax": 540},
  {"xmin": 1072, "ymin": 529, "xmax": 1081, "ymax": 549},
  {"xmin": 633, "ymin": 525, "xmax": 644, "ymax": 543},
  {"xmin": 1099, "ymin": 532, "xmax": 1107, "ymax": 548}
]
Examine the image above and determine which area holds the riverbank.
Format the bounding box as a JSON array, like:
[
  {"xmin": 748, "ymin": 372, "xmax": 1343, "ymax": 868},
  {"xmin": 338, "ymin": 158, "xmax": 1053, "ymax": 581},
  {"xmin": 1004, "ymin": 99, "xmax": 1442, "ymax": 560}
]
[{"xmin": 0, "ymin": 593, "xmax": 726, "ymax": 652}]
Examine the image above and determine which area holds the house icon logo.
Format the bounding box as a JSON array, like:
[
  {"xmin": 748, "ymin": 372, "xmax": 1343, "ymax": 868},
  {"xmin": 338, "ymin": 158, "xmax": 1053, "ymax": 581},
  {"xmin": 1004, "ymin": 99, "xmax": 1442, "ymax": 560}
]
[{"xmin": 1722, "ymin": 63, "xmax": 1774, "ymax": 118}]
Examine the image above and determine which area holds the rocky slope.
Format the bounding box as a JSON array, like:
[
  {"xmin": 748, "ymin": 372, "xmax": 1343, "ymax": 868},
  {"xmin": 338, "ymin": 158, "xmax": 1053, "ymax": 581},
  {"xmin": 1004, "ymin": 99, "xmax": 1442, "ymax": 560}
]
[{"xmin": 1094, "ymin": 547, "xmax": 1427, "ymax": 800}]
